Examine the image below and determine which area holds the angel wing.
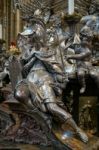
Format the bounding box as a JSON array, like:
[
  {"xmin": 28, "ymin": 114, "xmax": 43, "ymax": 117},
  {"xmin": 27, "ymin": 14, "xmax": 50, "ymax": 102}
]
[
  {"xmin": 13, "ymin": 0, "xmax": 93, "ymax": 17},
  {"xmin": 9, "ymin": 56, "xmax": 22, "ymax": 90}
]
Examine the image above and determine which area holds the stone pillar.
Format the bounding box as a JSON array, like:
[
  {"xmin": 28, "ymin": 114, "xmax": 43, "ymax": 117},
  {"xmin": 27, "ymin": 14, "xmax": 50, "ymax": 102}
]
[
  {"xmin": 5, "ymin": 0, "xmax": 9, "ymax": 50},
  {"xmin": 10, "ymin": 0, "xmax": 16, "ymax": 42},
  {"xmin": 2, "ymin": 0, "xmax": 7, "ymax": 40}
]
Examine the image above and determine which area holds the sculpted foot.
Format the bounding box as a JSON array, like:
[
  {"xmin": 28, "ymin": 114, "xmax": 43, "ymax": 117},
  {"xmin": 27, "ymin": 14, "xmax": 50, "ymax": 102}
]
[{"xmin": 76, "ymin": 128, "xmax": 88, "ymax": 143}]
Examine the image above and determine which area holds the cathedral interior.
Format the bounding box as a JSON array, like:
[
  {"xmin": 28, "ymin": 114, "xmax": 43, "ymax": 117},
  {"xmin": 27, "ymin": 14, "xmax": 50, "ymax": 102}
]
[{"xmin": 0, "ymin": 0, "xmax": 99, "ymax": 150}]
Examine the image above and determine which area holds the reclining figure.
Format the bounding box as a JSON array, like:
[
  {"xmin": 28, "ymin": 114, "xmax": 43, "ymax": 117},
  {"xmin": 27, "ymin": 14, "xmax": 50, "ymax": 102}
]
[{"xmin": 13, "ymin": 18, "xmax": 88, "ymax": 143}]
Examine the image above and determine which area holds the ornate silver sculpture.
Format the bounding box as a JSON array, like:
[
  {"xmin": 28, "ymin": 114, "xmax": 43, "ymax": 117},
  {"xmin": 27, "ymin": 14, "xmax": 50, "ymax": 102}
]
[
  {"xmin": 1, "ymin": 0, "xmax": 99, "ymax": 149},
  {"xmin": 10, "ymin": 16, "xmax": 88, "ymax": 144},
  {"xmin": 66, "ymin": 15, "xmax": 99, "ymax": 93}
]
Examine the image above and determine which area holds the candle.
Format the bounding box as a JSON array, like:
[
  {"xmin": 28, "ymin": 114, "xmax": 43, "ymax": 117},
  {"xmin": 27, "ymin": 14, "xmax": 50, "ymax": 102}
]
[
  {"xmin": 0, "ymin": 24, "xmax": 2, "ymax": 39},
  {"xmin": 68, "ymin": 0, "xmax": 74, "ymax": 15}
]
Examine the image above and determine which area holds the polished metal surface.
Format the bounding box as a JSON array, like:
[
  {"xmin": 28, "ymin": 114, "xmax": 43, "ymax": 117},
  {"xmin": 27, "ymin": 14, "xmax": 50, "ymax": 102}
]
[{"xmin": 1, "ymin": 0, "xmax": 99, "ymax": 148}]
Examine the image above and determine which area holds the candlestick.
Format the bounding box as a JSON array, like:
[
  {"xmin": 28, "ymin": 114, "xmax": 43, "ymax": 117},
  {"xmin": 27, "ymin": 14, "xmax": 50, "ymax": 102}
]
[
  {"xmin": 0, "ymin": 24, "xmax": 2, "ymax": 39},
  {"xmin": 68, "ymin": 0, "xmax": 74, "ymax": 15}
]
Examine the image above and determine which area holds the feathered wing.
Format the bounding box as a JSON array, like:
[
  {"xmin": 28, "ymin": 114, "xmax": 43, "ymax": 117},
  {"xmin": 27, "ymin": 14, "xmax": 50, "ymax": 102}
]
[
  {"xmin": 9, "ymin": 56, "xmax": 22, "ymax": 91},
  {"xmin": 75, "ymin": 0, "xmax": 91, "ymax": 14},
  {"xmin": 13, "ymin": 0, "xmax": 92, "ymax": 17}
]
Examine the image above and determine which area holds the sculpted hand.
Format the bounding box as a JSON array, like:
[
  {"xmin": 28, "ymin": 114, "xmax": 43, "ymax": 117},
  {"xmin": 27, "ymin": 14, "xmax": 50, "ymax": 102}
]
[{"xmin": 65, "ymin": 55, "xmax": 73, "ymax": 64}]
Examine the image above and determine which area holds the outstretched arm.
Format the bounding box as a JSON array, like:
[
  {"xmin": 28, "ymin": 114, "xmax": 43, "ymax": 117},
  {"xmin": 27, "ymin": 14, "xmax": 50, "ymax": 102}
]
[{"xmin": 66, "ymin": 51, "xmax": 91, "ymax": 61}]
